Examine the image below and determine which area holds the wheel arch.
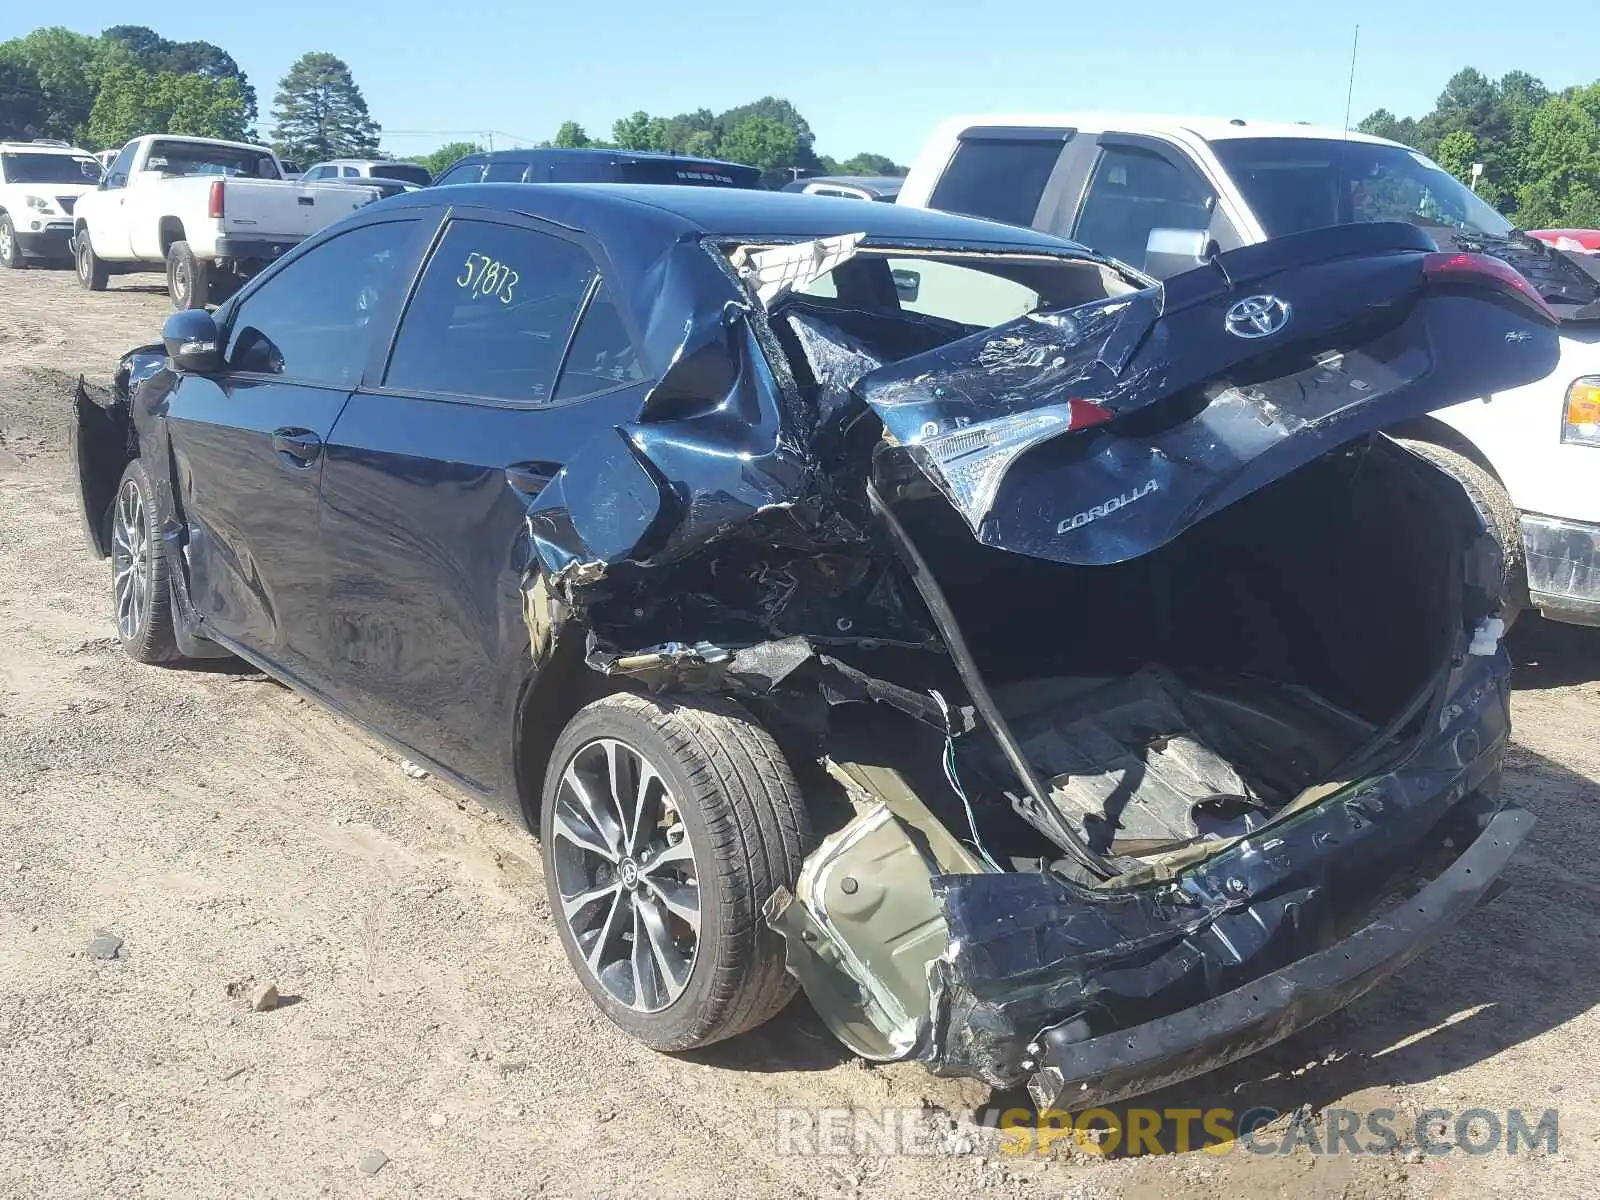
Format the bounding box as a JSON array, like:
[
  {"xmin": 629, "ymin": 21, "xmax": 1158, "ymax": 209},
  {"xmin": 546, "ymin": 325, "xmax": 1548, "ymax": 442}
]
[
  {"xmin": 1384, "ymin": 415, "xmax": 1507, "ymax": 485},
  {"xmin": 158, "ymin": 216, "xmax": 186, "ymax": 256},
  {"xmin": 512, "ymin": 624, "xmax": 618, "ymax": 831}
]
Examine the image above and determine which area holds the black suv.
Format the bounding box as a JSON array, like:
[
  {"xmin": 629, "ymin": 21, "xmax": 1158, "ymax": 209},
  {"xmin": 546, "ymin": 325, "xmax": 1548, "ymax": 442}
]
[{"xmin": 434, "ymin": 147, "xmax": 761, "ymax": 189}]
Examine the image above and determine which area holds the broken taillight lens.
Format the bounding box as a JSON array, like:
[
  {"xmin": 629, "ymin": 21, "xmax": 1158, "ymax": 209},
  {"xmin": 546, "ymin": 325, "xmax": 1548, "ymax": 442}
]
[
  {"xmin": 207, "ymin": 179, "xmax": 225, "ymax": 220},
  {"xmin": 1422, "ymin": 251, "xmax": 1558, "ymax": 324},
  {"xmin": 911, "ymin": 398, "xmax": 1113, "ymax": 523}
]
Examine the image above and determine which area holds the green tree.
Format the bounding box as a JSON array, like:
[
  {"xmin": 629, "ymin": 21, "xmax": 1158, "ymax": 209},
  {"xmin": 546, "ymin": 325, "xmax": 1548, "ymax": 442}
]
[
  {"xmin": 0, "ymin": 51, "xmax": 46, "ymax": 139},
  {"xmin": 101, "ymin": 25, "xmax": 258, "ymax": 128},
  {"xmin": 1514, "ymin": 86, "xmax": 1600, "ymax": 228},
  {"xmin": 270, "ymin": 52, "xmax": 380, "ymax": 162},
  {"xmin": 715, "ymin": 96, "xmax": 820, "ymax": 174},
  {"xmin": 87, "ymin": 63, "xmax": 249, "ymax": 148},
  {"xmin": 1357, "ymin": 108, "xmax": 1419, "ymax": 146},
  {"xmin": 0, "ymin": 27, "xmax": 106, "ymax": 142},
  {"xmin": 719, "ymin": 115, "xmax": 800, "ymax": 186},
  {"xmin": 834, "ymin": 152, "xmax": 907, "ymax": 176},
  {"xmin": 1433, "ymin": 129, "xmax": 1478, "ymax": 182},
  {"xmin": 552, "ymin": 121, "xmax": 592, "ymax": 149},
  {"xmin": 407, "ymin": 141, "xmax": 482, "ymax": 177},
  {"xmin": 611, "ymin": 110, "xmax": 668, "ymax": 151}
]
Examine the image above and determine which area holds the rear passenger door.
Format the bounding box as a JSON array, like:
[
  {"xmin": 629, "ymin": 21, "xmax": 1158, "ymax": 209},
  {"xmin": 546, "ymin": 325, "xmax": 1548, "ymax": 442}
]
[{"xmin": 313, "ymin": 211, "xmax": 649, "ymax": 796}]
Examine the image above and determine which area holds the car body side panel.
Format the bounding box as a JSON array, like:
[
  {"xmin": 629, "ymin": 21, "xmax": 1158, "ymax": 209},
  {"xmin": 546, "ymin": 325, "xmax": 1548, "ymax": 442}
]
[
  {"xmin": 162, "ymin": 374, "xmax": 350, "ymax": 677},
  {"xmin": 314, "ymin": 385, "xmax": 653, "ymax": 802}
]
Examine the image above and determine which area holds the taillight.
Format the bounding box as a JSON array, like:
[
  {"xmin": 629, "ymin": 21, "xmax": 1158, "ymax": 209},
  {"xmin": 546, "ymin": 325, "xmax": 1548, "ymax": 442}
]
[
  {"xmin": 1422, "ymin": 251, "xmax": 1558, "ymax": 324},
  {"xmin": 207, "ymin": 179, "xmax": 225, "ymax": 220}
]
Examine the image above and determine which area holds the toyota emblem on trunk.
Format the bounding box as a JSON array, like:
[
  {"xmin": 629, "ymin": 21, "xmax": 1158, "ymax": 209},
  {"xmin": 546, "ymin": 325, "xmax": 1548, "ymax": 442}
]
[{"xmin": 1225, "ymin": 295, "xmax": 1291, "ymax": 339}]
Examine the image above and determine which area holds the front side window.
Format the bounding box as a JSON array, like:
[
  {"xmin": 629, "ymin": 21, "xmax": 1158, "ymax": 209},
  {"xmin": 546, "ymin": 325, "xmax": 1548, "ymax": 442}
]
[
  {"xmin": 436, "ymin": 160, "xmax": 485, "ymax": 186},
  {"xmin": 384, "ymin": 219, "xmax": 599, "ymax": 403},
  {"xmin": 104, "ymin": 142, "xmax": 137, "ymax": 189},
  {"xmin": 928, "ymin": 134, "xmax": 1067, "ymax": 227},
  {"xmin": 1072, "ymin": 146, "xmax": 1219, "ymax": 275},
  {"xmin": 1210, "ymin": 137, "xmax": 1515, "ymax": 240},
  {"xmin": 225, "ymin": 220, "xmax": 419, "ymax": 385}
]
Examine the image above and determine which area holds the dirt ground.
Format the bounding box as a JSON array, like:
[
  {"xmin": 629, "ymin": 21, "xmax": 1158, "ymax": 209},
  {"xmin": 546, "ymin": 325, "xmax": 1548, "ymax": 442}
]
[{"xmin": 0, "ymin": 263, "xmax": 1596, "ymax": 1200}]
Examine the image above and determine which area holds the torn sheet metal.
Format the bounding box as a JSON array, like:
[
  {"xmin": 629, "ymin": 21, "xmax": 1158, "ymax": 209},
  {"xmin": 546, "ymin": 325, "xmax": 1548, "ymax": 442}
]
[
  {"xmin": 731, "ymin": 233, "xmax": 865, "ymax": 307},
  {"xmin": 853, "ymin": 223, "xmax": 1561, "ymax": 566}
]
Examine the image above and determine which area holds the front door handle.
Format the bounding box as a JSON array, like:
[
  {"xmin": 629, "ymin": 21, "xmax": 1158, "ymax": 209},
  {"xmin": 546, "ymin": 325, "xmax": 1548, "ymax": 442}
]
[
  {"xmin": 272, "ymin": 427, "xmax": 322, "ymax": 467},
  {"xmin": 505, "ymin": 461, "xmax": 560, "ymax": 497}
]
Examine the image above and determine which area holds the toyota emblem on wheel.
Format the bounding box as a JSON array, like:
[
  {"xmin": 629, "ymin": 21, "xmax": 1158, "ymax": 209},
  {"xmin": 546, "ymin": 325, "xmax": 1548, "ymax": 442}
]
[{"xmin": 1225, "ymin": 294, "xmax": 1292, "ymax": 339}]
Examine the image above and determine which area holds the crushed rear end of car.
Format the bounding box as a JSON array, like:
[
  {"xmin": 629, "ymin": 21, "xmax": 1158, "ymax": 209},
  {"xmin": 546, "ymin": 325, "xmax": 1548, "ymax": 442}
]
[{"xmin": 514, "ymin": 219, "xmax": 1558, "ymax": 1104}]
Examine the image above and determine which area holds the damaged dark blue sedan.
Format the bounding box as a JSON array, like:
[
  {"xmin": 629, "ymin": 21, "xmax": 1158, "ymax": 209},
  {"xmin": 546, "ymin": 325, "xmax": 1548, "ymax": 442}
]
[{"xmin": 71, "ymin": 184, "xmax": 1559, "ymax": 1108}]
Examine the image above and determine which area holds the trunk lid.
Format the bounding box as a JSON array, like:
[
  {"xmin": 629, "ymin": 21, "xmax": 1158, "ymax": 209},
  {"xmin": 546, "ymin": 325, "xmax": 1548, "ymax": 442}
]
[{"xmin": 856, "ymin": 222, "xmax": 1562, "ymax": 566}]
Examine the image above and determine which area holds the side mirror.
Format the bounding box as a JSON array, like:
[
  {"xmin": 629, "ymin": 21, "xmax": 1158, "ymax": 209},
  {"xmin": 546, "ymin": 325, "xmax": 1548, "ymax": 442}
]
[
  {"xmin": 162, "ymin": 310, "xmax": 223, "ymax": 373},
  {"xmin": 1143, "ymin": 227, "xmax": 1211, "ymax": 279}
]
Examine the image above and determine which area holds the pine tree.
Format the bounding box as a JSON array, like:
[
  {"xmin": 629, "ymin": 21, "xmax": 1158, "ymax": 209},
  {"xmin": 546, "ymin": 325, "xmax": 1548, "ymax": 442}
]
[{"xmin": 270, "ymin": 52, "xmax": 380, "ymax": 162}]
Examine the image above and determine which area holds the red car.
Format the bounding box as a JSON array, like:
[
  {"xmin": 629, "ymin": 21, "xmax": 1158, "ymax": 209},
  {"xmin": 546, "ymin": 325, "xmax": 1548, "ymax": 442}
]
[{"xmin": 1528, "ymin": 229, "xmax": 1600, "ymax": 253}]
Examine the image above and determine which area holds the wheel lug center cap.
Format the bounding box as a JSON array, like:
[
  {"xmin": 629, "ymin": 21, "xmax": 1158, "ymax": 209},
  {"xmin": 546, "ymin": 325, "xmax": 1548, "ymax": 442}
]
[{"xmin": 619, "ymin": 859, "xmax": 640, "ymax": 889}]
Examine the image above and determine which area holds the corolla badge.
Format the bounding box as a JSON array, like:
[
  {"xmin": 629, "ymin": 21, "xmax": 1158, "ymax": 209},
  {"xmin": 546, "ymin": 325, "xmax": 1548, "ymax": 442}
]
[{"xmin": 1225, "ymin": 294, "xmax": 1292, "ymax": 339}]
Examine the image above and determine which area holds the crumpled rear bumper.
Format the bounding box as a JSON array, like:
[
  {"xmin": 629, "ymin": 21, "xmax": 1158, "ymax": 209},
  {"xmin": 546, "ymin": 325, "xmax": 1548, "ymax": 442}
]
[{"xmin": 1027, "ymin": 803, "xmax": 1531, "ymax": 1111}]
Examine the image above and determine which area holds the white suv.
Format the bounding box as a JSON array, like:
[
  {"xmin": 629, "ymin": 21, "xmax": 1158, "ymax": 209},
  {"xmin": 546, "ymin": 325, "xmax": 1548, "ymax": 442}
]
[
  {"xmin": 899, "ymin": 114, "xmax": 1600, "ymax": 628},
  {"xmin": 0, "ymin": 139, "xmax": 102, "ymax": 269}
]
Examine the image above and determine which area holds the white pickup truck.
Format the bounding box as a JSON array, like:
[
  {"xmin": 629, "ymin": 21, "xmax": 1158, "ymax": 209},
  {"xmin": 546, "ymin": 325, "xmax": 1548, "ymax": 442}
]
[
  {"xmin": 898, "ymin": 114, "xmax": 1600, "ymax": 629},
  {"xmin": 71, "ymin": 134, "xmax": 382, "ymax": 309}
]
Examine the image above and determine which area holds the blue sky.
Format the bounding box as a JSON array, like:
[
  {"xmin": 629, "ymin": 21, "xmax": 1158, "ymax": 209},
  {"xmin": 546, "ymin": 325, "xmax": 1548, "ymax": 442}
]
[{"xmin": 8, "ymin": 3, "xmax": 1599, "ymax": 164}]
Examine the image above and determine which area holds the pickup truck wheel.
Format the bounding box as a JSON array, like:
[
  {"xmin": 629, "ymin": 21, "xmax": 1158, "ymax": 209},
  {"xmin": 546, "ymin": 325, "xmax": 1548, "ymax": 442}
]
[
  {"xmin": 166, "ymin": 241, "xmax": 212, "ymax": 310},
  {"xmin": 540, "ymin": 692, "xmax": 811, "ymax": 1051},
  {"xmin": 1398, "ymin": 439, "xmax": 1528, "ymax": 626},
  {"xmin": 76, "ymin": 231, "xmax": 109, "ymax": 291},
  {"xmin": 0, "ymin": 215, "xmax": 24, "ymax": 269},
  {"xmin": 109, "ymin": 460, "xmax": 181, "ymax": 665}
]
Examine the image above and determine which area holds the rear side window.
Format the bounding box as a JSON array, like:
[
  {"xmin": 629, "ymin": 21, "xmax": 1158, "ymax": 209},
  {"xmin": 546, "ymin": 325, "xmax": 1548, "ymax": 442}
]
[
  {"xmin": 928, "ymin": 135, "xmax": 1067, "ymax": 227},
  {"xmin": 225, "ymin": 220, "xmax": 419, "ymax": 385},
  {"xmin": 483, "ymin": 159, "xmax": 529, "ymax": 183},
  {"xmin": 436, "ymin": 160, "xmax": 484, "ymax": 185},
  {"xmin": 384, "ymin": 219, "xmax": 597, "ymax": 404}
]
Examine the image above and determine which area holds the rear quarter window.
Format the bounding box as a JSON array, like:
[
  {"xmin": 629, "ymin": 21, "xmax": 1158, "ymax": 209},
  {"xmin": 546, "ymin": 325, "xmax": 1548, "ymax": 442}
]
[{"xmin": 928, "ymin": 135, "xmax": 1067, "ymax": 228}]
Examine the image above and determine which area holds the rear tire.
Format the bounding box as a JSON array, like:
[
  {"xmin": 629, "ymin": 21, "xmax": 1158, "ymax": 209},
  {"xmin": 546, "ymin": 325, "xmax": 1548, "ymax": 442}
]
[
  {"xmin": 166, "ymin": 240, "xmax": 211, "ymax": 310},
  {"xmin": 540, "ymin": 691, "xmax": 811, "ymax": 1051},
  {"xmin": 0, "ymin": 214, "xmax": 24, "ymax": 269},
  {"xmin": 76, "ymin": 230, "xmax": 109, "ymax": 291},
  {"xmin": 1398, "ymin": 439, "xmax": 1528, "ymax": 626},
  {"xmin": 109, "ymin": 459, "xmax": 182, "ymax": 664}
]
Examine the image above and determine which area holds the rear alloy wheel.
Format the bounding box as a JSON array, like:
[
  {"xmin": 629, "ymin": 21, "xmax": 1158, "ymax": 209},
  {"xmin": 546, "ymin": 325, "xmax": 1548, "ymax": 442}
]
[
  {"xmin": 166, "ymin": 240, "xmax": 212, "ymax": 310},
  {"xmin": 1398, "ymin": 439, "xmax": 1528, "ymax": 626},
  {"xmin": 110, "ymin": 460, "xmax": 180, "ymax": 664},
  {"xmin": 0, "ymin": 214, "xmax": 24, "ymax": 269},
  {"xmin": 540, "ymin": 692, "xmax": 811, "ymax": 1050},
  {"xmin": 76, "ymin": 230, "xmax": 108, "ymax": 291}
]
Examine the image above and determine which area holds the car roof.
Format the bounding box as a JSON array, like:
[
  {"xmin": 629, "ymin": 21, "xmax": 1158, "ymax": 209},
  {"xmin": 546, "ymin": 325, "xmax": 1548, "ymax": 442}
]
[
  {"xmin": 455, "ymin": 146, "xmax": 753, "ymax": 170},
  {"xmin": 785, "ymin": 175, "xmax": 903, "ymax": 193},
  {"xmin": 386, "ymin": 182, "xmax": 1086, "ymax": 249},
  {"xmin": 929, "ymin": 112, "xmax": 1402, "ymax": 148},
  {"xmin": 0, "ymin": 140, "xmax": 94, "ymax": 155}
]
